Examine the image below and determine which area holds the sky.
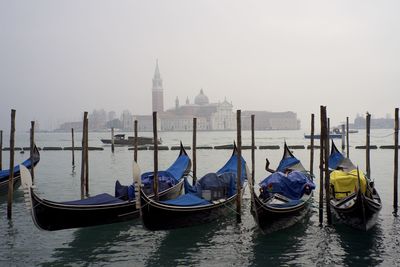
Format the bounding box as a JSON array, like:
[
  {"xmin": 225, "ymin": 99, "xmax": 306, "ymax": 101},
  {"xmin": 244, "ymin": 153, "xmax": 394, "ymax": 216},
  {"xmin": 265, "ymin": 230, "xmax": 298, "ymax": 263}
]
[{"xmin": 1, "ymin": 0, "xmax": 399, "ymax": 131}]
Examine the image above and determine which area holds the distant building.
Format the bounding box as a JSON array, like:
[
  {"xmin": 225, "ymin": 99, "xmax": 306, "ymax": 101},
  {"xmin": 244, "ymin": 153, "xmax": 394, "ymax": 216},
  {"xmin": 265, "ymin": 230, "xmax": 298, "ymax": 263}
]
[
  {"xmin": 161, "ymin": 89, "xmax": 236, "ymax": 131},
  {"xmin": 57, "ymin": 121, "xmax": 83, "ymax": 131},
  {"xmin": 242, "ymin": 111, "xmax": 300, "ymax": 130},
  {"xmin": 147, "ymin": 61, "xmax": 300, "ymax": 131},
  {"xmin": 55, "ymin": 61, "xmax": 301, "ymax": 132},
  {"xmin": 353, "ymin": 114, "xmax": 396, "ymax": 129},
  {"xmin": 121, "ymin": 110, "xmax": 134, "ymax": 131}
]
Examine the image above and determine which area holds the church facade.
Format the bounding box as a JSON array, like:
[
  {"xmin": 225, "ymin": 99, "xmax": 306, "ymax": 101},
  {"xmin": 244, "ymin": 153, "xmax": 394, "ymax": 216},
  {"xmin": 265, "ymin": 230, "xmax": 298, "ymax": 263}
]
[{"xmin": 136, "ymin": 61, "xmax": 300, "ymax": 131}]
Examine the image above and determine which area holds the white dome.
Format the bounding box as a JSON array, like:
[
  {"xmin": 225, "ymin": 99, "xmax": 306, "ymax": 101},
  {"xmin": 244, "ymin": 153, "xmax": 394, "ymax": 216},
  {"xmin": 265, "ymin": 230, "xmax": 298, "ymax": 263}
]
[{"xmin": 194, "ymin": 89, "xmax": 209, "ymax": 105}]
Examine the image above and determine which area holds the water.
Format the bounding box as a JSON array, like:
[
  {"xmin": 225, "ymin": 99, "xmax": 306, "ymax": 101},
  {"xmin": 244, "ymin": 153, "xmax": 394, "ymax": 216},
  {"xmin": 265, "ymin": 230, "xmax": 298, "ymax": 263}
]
[{"xmin": 1, "ymin": 130, "xmax": 399, "ymax": 266}]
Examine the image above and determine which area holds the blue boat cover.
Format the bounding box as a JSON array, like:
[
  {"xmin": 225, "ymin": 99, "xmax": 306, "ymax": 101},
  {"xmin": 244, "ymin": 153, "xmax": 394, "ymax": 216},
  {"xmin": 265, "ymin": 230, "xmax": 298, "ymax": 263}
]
[
  {"xmin": 217, "ymin": 153, "xmax": 247, "ymax": 184},
  {"xmin": 62, "ymin": 193, "xmax": 124, "ymax": 205},
  {"xmin": 115, "ymin": 180, "xmax": 135, "ymax": 201},
  {"xmin": 260, "ymin": 171, "xmax": 315, "ymax": 200},
  {"xmin": 166, "ymin": 153, "xmax": 248, "ymax": 207},
  {"xmin": 116, "ymin": 152, "xmax": 190, "ymax": 198},
  {"xmin": 328, "ymin": 149, "xmax": 345, "ymax": 170},
  {"xmin": 0, "ymin": 157, "xmax": 35, "ymax": 182},
  {"xmin": 161, "ymin": 193, "xmax": 211, "ymax": 206},
  {"xmin": 185, "ymin": 172, "xmax": 237, "ymax": 198},
  {"xmin": 276, "ymin": 157, "xmax": 300, "ymax": 173},
  {"xmin": 165, "ymin": 154, "xmax": 190, "ymax": 180}
]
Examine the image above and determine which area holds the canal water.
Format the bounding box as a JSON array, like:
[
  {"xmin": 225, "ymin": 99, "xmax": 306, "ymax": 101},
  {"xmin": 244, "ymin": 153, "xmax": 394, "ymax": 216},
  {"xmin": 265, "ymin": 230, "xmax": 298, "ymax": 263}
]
[{"xmin": 0, "ymin": 130, "xmax": 399, "ymax": 266}]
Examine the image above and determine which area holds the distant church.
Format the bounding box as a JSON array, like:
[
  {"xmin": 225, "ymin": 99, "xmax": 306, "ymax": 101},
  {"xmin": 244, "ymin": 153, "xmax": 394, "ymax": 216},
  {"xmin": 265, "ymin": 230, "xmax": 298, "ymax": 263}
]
[
  {"xmin": 136, "ymin": 60, "xmax": 300, "ymax": 131},
  {"xmin": 152, "ymin": 60, "xmax": 164, "ymax": 113}
]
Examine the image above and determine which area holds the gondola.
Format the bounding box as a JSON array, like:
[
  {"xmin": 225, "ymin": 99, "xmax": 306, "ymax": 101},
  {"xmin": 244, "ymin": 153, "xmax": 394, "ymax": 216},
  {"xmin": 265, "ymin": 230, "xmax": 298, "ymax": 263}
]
[
  {"xmin": 250, "ymin": 142, "xmax": 315, "ymax": 232},
  {"xmin": 328, "ymin": 141, "xmax": 381, "ymax": 231},
  {"xmin": 21, "ymin": 144, "xmax": 191, "ymax": 231},
  {"xmin": 140, "ymin": 144, "xmax": 249, "ymax": 230},
  {"xmin": 0, "ymin": 145, "xmax": 40, "ymax": 195}
]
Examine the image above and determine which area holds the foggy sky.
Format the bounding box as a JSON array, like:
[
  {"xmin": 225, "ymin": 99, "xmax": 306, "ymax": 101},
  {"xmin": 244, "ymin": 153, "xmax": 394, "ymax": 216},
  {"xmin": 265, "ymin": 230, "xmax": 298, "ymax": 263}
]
[{"xmin": 1, "ymin": 0, "xmax": 399, "ymax": 131}]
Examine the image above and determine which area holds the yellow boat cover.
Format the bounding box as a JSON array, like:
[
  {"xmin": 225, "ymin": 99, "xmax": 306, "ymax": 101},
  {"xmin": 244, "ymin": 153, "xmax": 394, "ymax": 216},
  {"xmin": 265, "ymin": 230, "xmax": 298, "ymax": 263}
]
[{"xmin": 330, "ymin": 169, "xmax": 367, "ymax": 199}]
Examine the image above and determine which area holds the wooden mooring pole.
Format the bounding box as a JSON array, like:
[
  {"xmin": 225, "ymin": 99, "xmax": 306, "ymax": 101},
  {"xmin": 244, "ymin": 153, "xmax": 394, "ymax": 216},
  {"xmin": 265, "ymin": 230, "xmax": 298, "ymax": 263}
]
[
  {"xmin": 319, "ymin": 107, "xmax": 324, "ymax": 226},
  {"xmin": 71, "ymin": 128, "xmax": 75, "ymax": 166},
  {"xmin": 111, "ymin": 127, "xmax": 115, "ymax": 153},
  {"xmin": 322, "ymin": 107, "xmax": 332, "ymax": 225},
  {"xmin": 394, "ymin": 108, "xmax": 399, "ymax": 216},
  {"xmin": 153, "ymin": 112, "xmax": 159, "ymax": 201},
  {"xmin": 346, "ymin": 117, "xmax": 350, "ymax": 158},
  {"xmin": 84, "ymin": 116, "xmax": 89, "ymax": 196},
  {"xmin": 366, "ymin": 112, "xmax": 371, "ymax": 179},
  {"xmin": 251, "ymin": 114, "xmax": 255, "ymax": 190},
  {"xmin": 134, "ymin": 120, "xmax": 138, "ymax": 162},
  {"xmin": 30, "ymin": 121, "xmax": 35, "ymax": 183},
  {"xmin": 341, "ymin": 124, "xmax": 345, "ymax": 152},
  {"xmin": 236, "ymin": 110, "xmax": 242, "ymax": 223},
  {"xmin": 0, "ymin": 130, "xmax": 2, "ymax": 171},
  {"xmin": 80, "ymin": 112, "xmax": 88, "ymax": 199},
  {"xmin": 310, "ymin": 114, "xmax": 315, "ymax": 179},
  {"xmin": 192, "ymin": 118, "xmax": 197, "ymax": 185},
  {"xmin": 7, "ymin": 109, "xmax": 16, "ymax": 219}
]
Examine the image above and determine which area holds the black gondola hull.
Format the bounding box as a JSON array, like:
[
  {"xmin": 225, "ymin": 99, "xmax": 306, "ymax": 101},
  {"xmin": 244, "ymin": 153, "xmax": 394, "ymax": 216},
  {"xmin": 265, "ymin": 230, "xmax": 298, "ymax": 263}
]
[
  {"xmin": 140, "ymin": 192, "xmax": 237, "ymax": 231},
  {"xmin": 330, "ymin": 193, "xmax": 381, "ymax": 231},
  {"xmin": 31, "ymin": 189, "xmax": 139, "ymax": 231},
  {"xmin": 252, "ymin": 193, "xmax": 311, "ymax": 232},
  {"xmin": 31, "ymin": 179, "xmax": 183, "ymax": 231}
]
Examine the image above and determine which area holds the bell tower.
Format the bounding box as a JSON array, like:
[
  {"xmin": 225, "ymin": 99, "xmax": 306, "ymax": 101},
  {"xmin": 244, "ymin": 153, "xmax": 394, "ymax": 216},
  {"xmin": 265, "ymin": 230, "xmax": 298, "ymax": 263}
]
[{"xmin": 152, "ymin": 59, "xmax": 164, "ymax": 113}]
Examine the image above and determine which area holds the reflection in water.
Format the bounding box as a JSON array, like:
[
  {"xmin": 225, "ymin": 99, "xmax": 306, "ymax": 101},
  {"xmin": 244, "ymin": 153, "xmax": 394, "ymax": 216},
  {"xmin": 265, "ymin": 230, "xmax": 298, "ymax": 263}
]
[
  {"xmin": 335, "ymin": 220, "xmax": 385, "ymax": 267},
  {"xmin": 251, "ymin": 212, "xmax": 311, "ymax": 266},
  {"xmin": 41, "ymin": 220, "xmax": 152, "ymax": 266},
  {"xmin": 145, "ymin": 221, "xmax": 220, "ymax": 267},
  {"xmin": 145, "ymin": 199, "xmax": 256, "ymax": 267}
]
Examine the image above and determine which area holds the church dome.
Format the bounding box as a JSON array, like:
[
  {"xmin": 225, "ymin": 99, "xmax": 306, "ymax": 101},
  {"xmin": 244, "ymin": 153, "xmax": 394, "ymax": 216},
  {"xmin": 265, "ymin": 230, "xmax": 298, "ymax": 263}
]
[{"xmin": 194, "ymin": 89, "xmax": 209, "ymax": 105}]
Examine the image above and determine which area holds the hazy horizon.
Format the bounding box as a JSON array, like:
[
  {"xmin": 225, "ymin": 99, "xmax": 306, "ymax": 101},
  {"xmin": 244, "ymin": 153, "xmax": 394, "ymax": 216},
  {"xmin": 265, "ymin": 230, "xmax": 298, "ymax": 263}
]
[{"xmin": 1, "ymin": 0, "xmax": 399, "ymax": 132}]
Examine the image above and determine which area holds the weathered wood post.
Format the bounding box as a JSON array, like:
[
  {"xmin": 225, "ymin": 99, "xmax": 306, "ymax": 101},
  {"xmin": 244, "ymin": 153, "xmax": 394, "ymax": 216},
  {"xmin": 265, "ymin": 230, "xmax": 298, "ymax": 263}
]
[
  {"xmin": 30, "ymin": 121, "xmax": 35, "ymax": 182},
  {"xmin": 322, "ymin": 107, "xmax": 332, "ymax": 225},
  {"xmin": 152, "ymin": 112, "xmax": 159, "ymax": 200},
  {"xmin": 346, "ymin": 117, "xmax": 350, "ymax": 158},
  {"xmin": 341, "ymin": 124, "xmax": 345, "ymax": 152},
  {"xmin": 7, "ymin": 109, "xmax": 16, "ymax": 219},
  {"xmin": 192, "ymin": 117, "xmax": 197, "ymax": 185},
  {"xmin": 134, "ymin": 120, "xmax": 138, "ymax": 162},
  {"xmin": 310, "ymin": 114, "xmax": 315, "ymax": 179},
  {"xmin": 366, "ymin": 112, "xmax": 371, "ymax": 179},
  {"xmin": 319, "ymin": 107, "xmax": 324, "ymax": 225},
  {"xmin": 0, "ymin": 130, "xmax": 2, "ymax": 171},
  {"xmin": 394, "ymin": 108, "xmax": 399, "ymax": 216},
  {"xmin": 71, "ymin": 128, "xmax": 75, "ymax": 166},
  {"xmin": 85, "ymin": 116, "xmax": 89, "ymax": 196},
  {"xmin": 236, "ymin": 110, "xmax": 242, "ymax": 222},
  {"xmin": 80, "ymin": 112, "xmax": 88, "ymax": 199},
  {"xmin": 251, "ymin": 114, "xmax": 255, "ymax": 190},
  {"xmin": 111, "ymin": 127, "xmax": 115, "ymax": 153}
]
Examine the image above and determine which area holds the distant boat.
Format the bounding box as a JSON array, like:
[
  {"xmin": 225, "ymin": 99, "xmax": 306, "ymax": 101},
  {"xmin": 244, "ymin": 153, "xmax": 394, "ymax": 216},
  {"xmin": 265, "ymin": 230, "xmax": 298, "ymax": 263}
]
[
  {"xmin": 304, "ymin": 128, "xmax": 357, "ymax": 139},
  {"xmin": 101, "ymin": 134, "xmax": 160, "ymax": 146},
  {"xmin": 304, "ymin": 133, "xmax": 342, "ymax": 139}
]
